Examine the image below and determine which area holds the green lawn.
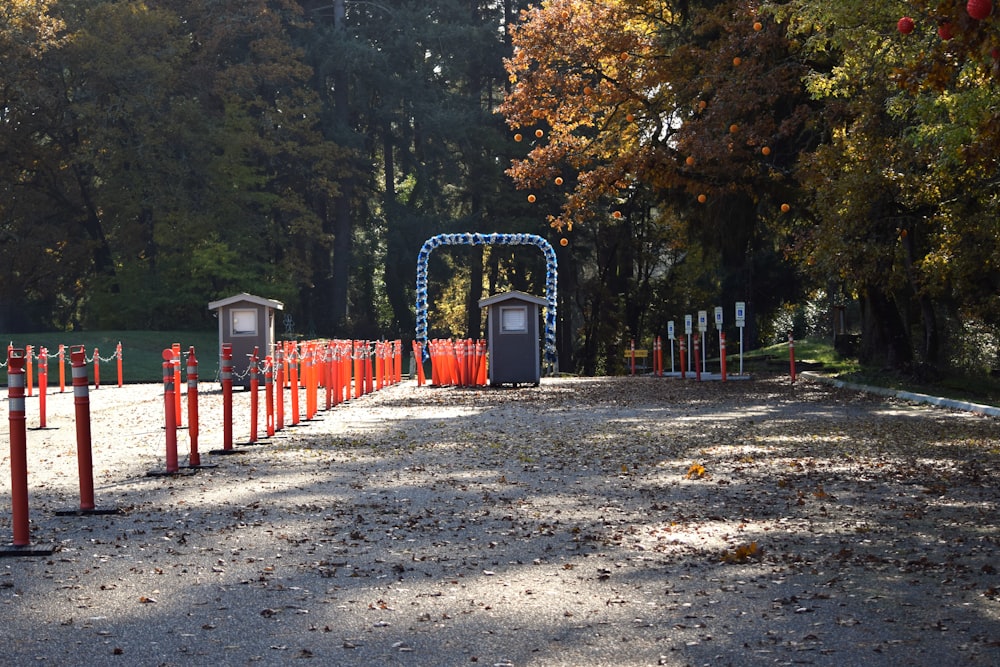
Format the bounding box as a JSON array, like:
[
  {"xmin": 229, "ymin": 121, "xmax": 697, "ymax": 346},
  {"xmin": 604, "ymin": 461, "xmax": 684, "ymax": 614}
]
[
  {"xmin": 747, "ymin": 337, "xmax": 1000, "ymax": 407},
  {"xmin": 3, "ymin": 330, "xmax": 220, "ymax": 385}
]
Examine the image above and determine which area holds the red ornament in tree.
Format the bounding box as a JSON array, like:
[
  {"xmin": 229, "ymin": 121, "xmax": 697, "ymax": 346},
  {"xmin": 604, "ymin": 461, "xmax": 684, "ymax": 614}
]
[
  {"xmin": 938, "ymin": 22, "xmax": 954, "ymax": 40},
  {"xmin": 897, "ymin": 16, "xmax": 915, "ymax": 34},
  {"xmin": 968, "ymin": 0, "xmax": 993, "ymax": 20}
]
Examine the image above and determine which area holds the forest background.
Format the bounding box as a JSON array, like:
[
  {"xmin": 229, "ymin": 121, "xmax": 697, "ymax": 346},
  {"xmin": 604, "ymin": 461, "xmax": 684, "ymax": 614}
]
[{"xmin": 2, "ymin": 0, "xmax": 999, "ymax": 377}]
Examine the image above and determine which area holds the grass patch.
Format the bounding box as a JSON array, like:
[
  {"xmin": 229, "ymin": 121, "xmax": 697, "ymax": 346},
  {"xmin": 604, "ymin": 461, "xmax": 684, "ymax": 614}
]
[
  {"xmin": 748, "ymin": 337, "xmax": 1000, "ymax": 408},
  {"xmin": 3, "ymin": 330, "xmax": 219, "ymax": 384},
  {"xmin": 743, "ymin": 337, "xmax": 860, "ymax": 375}
]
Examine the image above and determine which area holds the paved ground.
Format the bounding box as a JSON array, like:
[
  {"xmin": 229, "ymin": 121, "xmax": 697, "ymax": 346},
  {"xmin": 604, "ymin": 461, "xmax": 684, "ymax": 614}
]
[{"xmin": 1, "ymin": 374, "xmax": 999, "ymax": 666}]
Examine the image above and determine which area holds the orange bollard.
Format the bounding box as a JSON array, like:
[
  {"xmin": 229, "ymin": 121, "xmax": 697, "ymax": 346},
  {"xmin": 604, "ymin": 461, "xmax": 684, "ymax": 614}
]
[
  {"xmin": 7, "ymin": 349, "xmax": 30, "ymax": 545},
  {"xmin": 788, "ymin": 332, "xmax": 796, "ymax": 383},
  {"xmin": 275, "ymin": 345, "xmax": 285, "ymax": 431},
  {"xmin": 248, "ymin": 347, "xmax": 260, "ymax": 443},
  {"xmin": 265, "ymin": 354, "xmax": 275, "ymax": 436},
  {"xmin": 289, "ymin": 343, "xmax": 300, "ymax": 425},
  {"xmin": 364, "ymin": 341, "xmax": 374, "ymax": 394},
  {"xmin": 221, "ymin": 343, "xmax": 234, "ymax": 451},
  {"xmin": 171, "ymin": 343, "xmax": 181, "ymax": 427},
  {"xmin": 305, "ymin": 343, "xmax": 316, "ymax": 419},
  {"xmin": 653, "ymin": 336, "xmax": 663, "ymax": 377},
  {"xmin": 629, "ymin": 340, "xmax": 636, "ymax": 376},
  {"xmin": 71, "ymin": 346, "xmax": 98, "ymax": 507},
  {"xmin": 38, "ymin": 347, "xmax": 48, "ymax": 428},
  {"xmin": 353, "ymin": 341, "xmax": 363, "ymax": 398},
  {"xmin": 395, "ymin": 339, "xmax": 403, "ymax": 384},
  {"xmin": 186, "ymin": 347, "xmax": 201, "ymax": 466},
  {"xmin": 679, "ymin": 335, "xmax": 687, "ymax": 379},
  {"xmin": 116, "ymin": 341, "xmax": 123, "ymax": 388},
  {"xmin": 324, "ymin": 343, "xmax": 334, "ymax": 410},
  {"xmin": 58, "ymin": 344, "xmax": 66, "ymax": 393},
  {"xmin": 694, "ymin": 334, "xmax": 701, "ymax": 381},
  {"xmin": 720, "ymin": 331, "xmax": 728, "ymax": 382},
  {"xmin": 93, "ymin": 346, "xmax": 101, "ymax": 389},
  {"xmin": 25, "ymin": 344, "xmax": 33, "ymax": 397},
  {"xmin": 162, "ymin": 350, "xmax": 179, "ymax": 473}
]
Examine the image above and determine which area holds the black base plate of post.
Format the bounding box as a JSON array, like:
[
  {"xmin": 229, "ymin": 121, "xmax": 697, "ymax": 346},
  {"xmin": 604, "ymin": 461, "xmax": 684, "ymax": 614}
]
[
  {"xmin": 0, "ymin": 543, "xmax": 56, "ymax": 557},
  {"xmin": 53, "ymin": 507, "xmax": 122, "ymax": 517}
]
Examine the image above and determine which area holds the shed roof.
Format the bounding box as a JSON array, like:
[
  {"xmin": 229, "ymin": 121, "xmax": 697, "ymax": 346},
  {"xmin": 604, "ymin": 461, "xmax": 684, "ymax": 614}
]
[
  {"xmin": 208, "ymin": 292, "xmax": 284, "ymax": 312},
  {"xmin": 478, "ymin": 290, "xmax": 548, "ymax": 309}
]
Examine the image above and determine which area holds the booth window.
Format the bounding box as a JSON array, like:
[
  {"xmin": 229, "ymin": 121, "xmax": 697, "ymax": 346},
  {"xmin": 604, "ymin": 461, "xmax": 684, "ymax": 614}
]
[
  {"xmin": 500, "ymin": 306, "xmax": 528, "ymax": 333},
  {"xmin": 232, "ymin": 309, "xmax": 257, "ymax": 336}
]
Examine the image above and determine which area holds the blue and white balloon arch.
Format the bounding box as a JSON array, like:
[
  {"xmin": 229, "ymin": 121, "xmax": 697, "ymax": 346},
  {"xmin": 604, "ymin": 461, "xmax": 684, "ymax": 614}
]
[{"xmin": 415, "ymin": 232, "xmax": 557, "ymax": 364}]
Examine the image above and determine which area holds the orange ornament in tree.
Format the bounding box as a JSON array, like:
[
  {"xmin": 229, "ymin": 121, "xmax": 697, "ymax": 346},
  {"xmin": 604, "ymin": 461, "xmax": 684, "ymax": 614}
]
[
  {"xmin": 761, "ymin": 146, "xmax": 771, "ymax": 156},
  {"xmin": 527, "ymin": 194, "xmax": 536, "ymax": 203},
  {"xmin": 697, "ymin": 194, "xmax": 707, "ymax": 204},
  {"xmin": 535, "ymin": 129, "xmax": 544, "ymax": 138},
  {"xmin": 686, "ymin": 156, "xmax": 696, "ymax": 166},
  {"xmin": 554, "ymin": 176, "xmax": 564, "ymax": 186},
  {"xmin": 733, "ymin": 56, "xmax": 742, "ymax": 66},
  {"xmin": 559, "ymin": 238, "xmax": 569, "ymax": 247},
  {"xmin": 729, "ymin": 123, "xmax": 739, "ymax": 134},
  {"xmin": 753, "ymin": 21, "xmax": 763, "ymax": 31},
  {"xmin": 612, "ymin": 210, "xmax": 623, "ymax": 219},
  {"xmin": 514, "ymin": 133, "xmax": 523, "ymax": 142},
  {"xmin": 968, "ymin": 0, "xmax": 993, "ymax": 20},
  {"xmin": 780, "ymin": 203, "xmax": 790, "ymax": 213}
]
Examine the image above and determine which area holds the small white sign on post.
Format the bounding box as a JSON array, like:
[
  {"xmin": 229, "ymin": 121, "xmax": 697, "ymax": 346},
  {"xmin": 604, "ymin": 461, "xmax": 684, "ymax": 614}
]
[
  {"xmin": 667, "ymin": 321, "xmax": 675, "ymax": 340},
  {"xmin": 714, "ymin": 306, "xmax": 723, "ymax": 328},
  {"xmin": 697, "ymin": 311, "xmax": 708, "ymax": 333}
]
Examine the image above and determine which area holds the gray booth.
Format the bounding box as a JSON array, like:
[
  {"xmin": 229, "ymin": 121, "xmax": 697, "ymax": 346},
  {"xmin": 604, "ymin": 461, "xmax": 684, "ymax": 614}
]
[
  {"xmin": 479, "ymin": 290, "xmax": 548, "ymax": 386},
  {"xmin": 208, "ymin": 293, "xmax": 283, "ymax": 387}
]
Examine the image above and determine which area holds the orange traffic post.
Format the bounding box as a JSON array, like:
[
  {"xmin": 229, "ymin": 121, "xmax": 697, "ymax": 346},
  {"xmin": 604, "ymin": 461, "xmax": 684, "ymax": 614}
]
[
  {"xmin": 93, "ymin": 347, "xmax": 100, "ymax": 390},
  {"xmin": 324, "ymin": 343, "xmax": 334, "ymax": 410},
  {"xmin": 365, "ymin": 341, "xmax": 374, "ymax": 394},
  {"xmin": 655, "ymin": 336, "xmax": 663, "ymax": 377},
  {"xmin": 71, "ymin": 346, "xmax": 98, "ymax": 507},
  {"xmin": 679, "ymin": 336, "xmax": 687, "ymax": 379},
  {"xmin": 25, "ymin": 345, "xmax": 33, "ymax": 397},
  {"xmin": 305, "ymin": 343, "xmax": 316, "ymax": 420},
  {"xmin": 630, "ymin": 340, "xmax": 636, "ymax": 376},
  {"xmin": 720, "ymin": 331, "xmax": 728, "ymax": 382},
  {"xmin": 7, "ymin": 348, "xmax": 30, "ymax": 545},
  {"xmin": 58, "ymin": 344, "xmax": 66, "ymax": 393},
  {"xmin": 171, "ymin": 343, "xmax": 182, "ymax": 428},
  {"xmin": 275, "ymin": 344, "xmax": 285, "ymax": 431},
  {"xmin": 186, "ymin": 347, "xmax": 206, "ymax": 467},
  {"xmin": 116, "ymin": 341, "xmax": 123, "ymax": 388},
  {"xmin": 37, "ymin": 348, "xmax": 48, "ymax": 429},
  {"xmin": 353, "ymin": 341, "xmax": 362, "ymax": 399},
  {"xmin": 788, "ymin": 332, "xmax": 796, "ymax": 383},
  {"xmin": 694, "ymin": 334, "xmax": 701, "ymax": 381},
  {"xmin": 265, "ymin": 355, "xmax": 275, "ymax": 437},
  {"xmin": 159, "ymin": 349, "xmax": 179, "ymax": 473},
  {"xmin": 248, "ymin": 347, "xmax": 260, "ymax": 443},
  {"xmin": 289, "ymin": 343, "xmax": 300, "ymax": 425},
  {"xmin": 210, "ymin": 343, "xmax": 237, "ymax": 454},
  {"xmin": 395, "ymin": 339, "xmax": 403, "ymax": 384}
]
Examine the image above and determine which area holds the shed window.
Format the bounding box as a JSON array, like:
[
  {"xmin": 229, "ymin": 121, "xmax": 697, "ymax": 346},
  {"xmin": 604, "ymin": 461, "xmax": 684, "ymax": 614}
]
[
  {"xmin": 232, "ymin": 309, "xmax": 258, "ymax": 336},
  {"xmin": 500, "ymin": 306, "xmax": 528, "ymax": 333}
]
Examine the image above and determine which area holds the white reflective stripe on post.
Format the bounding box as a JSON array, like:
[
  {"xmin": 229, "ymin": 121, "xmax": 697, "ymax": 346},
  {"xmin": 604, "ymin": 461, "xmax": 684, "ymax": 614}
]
[{"xmin": 9, "ymin": 373, "xmax": 25, "ymax": 412}]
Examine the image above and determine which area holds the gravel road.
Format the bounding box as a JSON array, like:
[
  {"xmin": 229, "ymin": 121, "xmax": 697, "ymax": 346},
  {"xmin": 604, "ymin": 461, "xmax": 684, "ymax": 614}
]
[{"xmin": 2, "ymin": 374, "xmax": 999, "ymax": 666}]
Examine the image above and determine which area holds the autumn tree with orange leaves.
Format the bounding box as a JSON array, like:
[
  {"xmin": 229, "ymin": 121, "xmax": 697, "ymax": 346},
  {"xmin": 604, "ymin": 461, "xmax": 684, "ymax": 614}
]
[{"xmin": 500, "ymin": 0, "xmax": 816, "ymax": 348}]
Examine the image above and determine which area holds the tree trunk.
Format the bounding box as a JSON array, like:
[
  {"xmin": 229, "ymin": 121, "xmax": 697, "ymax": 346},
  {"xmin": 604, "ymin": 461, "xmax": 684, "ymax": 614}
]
[{"xmin": 859, "ymin": 285, "xmax": 913, "ymax": 369}]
